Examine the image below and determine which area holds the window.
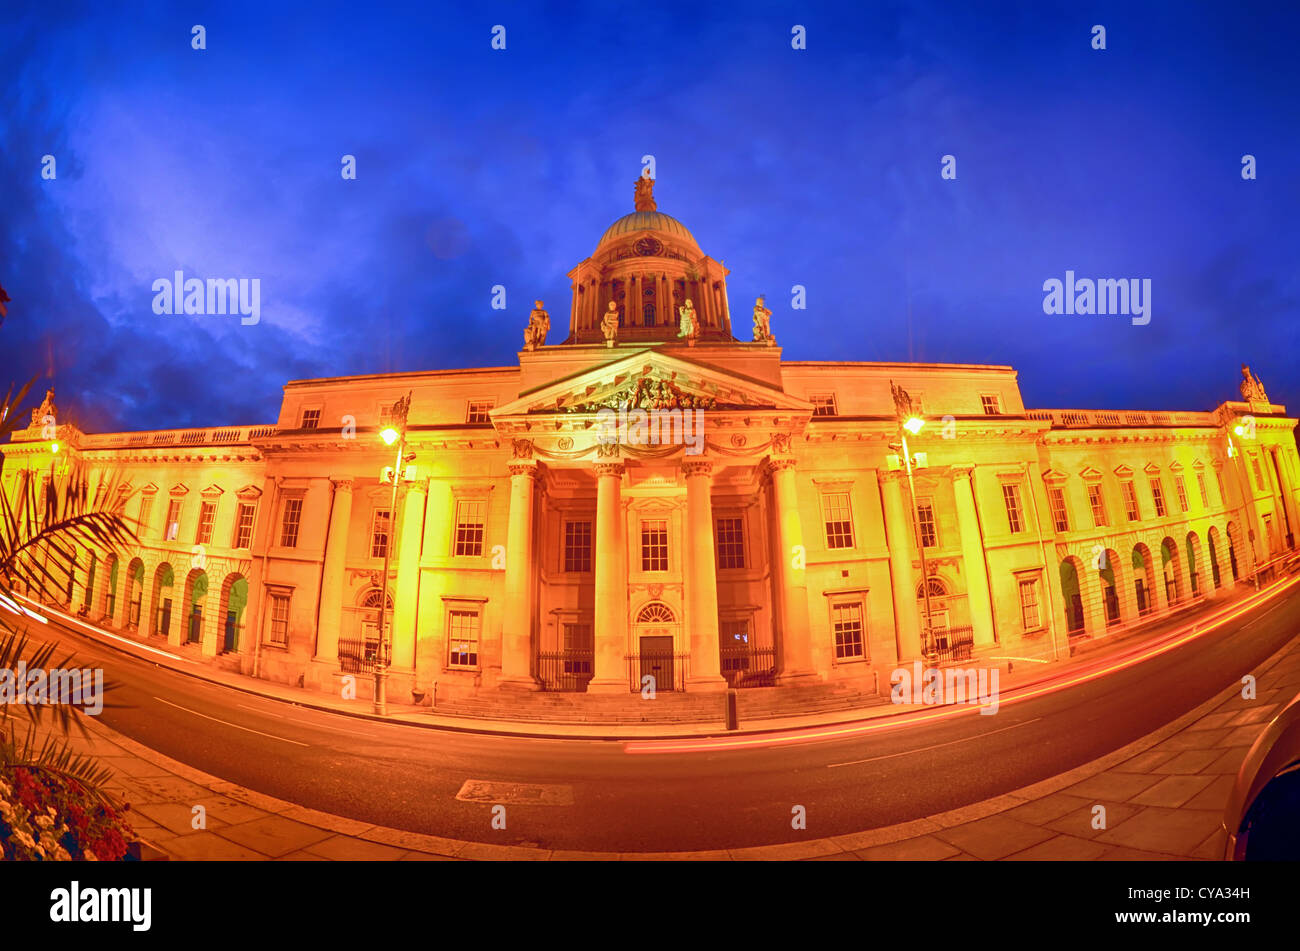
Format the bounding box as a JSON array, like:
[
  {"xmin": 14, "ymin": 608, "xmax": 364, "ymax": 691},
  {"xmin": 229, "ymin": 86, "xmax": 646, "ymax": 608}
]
[
  {"xmin": 641, "ymin": 519, "xmax": 668, "ymax": 571},
  {"xmin": 447, "ymin": 610, "xmax": 480, "ymax": 667},
  {"xmin": 980, "ymin": 394, "xmax": 1001, "ymax": 415},
  {"xmin": 196, "ymin": 501, "xmax": 216, "ymax": 545},
  {"xmin": 1086, "ymin": 483, "xmax": 1108, "ymax": 528},
  {"xmin": 1018, "ymin": 576, "xmax": 1042, "ymax": 630},
  {"xmin": 1196, "ymin": 472, "xmax": 1210, "ymax": 509},
  {"xmin": 831, "ymin": 601, "xmax": 865, "ymax": 660},
  {"xmin": 915, "ymin": 501, "xmax": 937, "ymax": 548},
  {"xmin": 466, "ymin": 401, "xmax": 494, "ymax": 424},
  {"xmin": 715, "ymin": 516, "xmax": 746, "ymax": 568},
  {"xmin": 1047, "ymin": 487, "xmax": 1070, "ymax": 533},
  {"xmin": 267, "ymin": 593, "xmax": 290, "ymax": 646},
  {"xmin": 1149, "ymin": 477, "xmax": 1167, "ymax": 517},
  {"xmin": 1001, "ymin": 483, "xmax": 1024, "ymax": 534},
  {"xmin": 300, "ymin": 408, "xmax": 321, "ymax": 430},
  {"xmin": 821, "ymin": 491, "xmax": 855, "ymax": 549},
  {"xmin": 233, "ymin": 503, "xmax": 256, "ymax": 549},
  {"xmin": 138, "ymin": 495, "xmax": 154, "ymax": 540},
  {"xmin": 378, "ymin": 403, "xmax": 396, "ymax": 428},
  {"xmin": 165, "ymin": 499, "xmax": 183, "ymax": 541},
  {"xmin": 1120, "ymin": 481, "xmax": 1140, "ymax": 521},
  {"xmin": 280, "ymin": 498, "xmax": 303, "ymax": 547},
  {"xmin": 1174, "ymin": 476, "xmax": 1189, "ymax": 513},
  {"xmin": 1250, "ymin": 455, "xmax": 1266, "ymax": 491},
  {"xmin": 810, "ymin": 393, "xmax": 838, "ymax": 417},
  {"xmin": 453, "ymin": 500, "xmax": 485, "ymax": 556},
  {"xmin": 371, "ymin": 509, "xmax": 391, "ymax": 559},
  {"xmin": 563, "ymin": 520, "xmax": 592, "ymax": 573},
  {"xmin": 1215, "ymin": 470, "xmax": 1226, "ymax": 505}
]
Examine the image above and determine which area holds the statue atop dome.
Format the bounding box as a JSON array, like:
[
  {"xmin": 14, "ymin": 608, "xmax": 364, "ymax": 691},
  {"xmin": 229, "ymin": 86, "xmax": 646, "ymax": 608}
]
[
  {"xmin": 601, "ymin": 301, "xmax": 620, "ymax": 348},
  {"xmin": 634, "ymin": 174, "xmax": 657, "ymax": 212},
  {"xmin": 523, "ymin": 300, "xmax": 550, "ymax": 351},
  {"xmin": 752, "ymin": 295, "xmax": 775, "ymax": 346},
  {"xmin": 677, "ymin": 298, "xmax": 699, "ymax": 346}
]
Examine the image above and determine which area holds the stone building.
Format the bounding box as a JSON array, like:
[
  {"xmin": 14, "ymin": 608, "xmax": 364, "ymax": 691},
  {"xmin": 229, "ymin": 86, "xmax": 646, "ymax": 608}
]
[{"xmin": 4, "ymin": 179, "xmax": 1298, "ymax": 711}]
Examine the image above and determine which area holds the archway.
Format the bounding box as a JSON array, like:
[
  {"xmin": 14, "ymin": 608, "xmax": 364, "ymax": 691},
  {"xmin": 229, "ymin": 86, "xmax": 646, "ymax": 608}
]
[
  {"xmin": 1132, "ymin": 543, "xmax": 1156, "ymax": 616},
  {"xmin": 150, "ymin": 562, "xmax": 175, "ymax": 639},
  {"xmin": 1099, "ymin": 548, "xmax": 1123, "ymax": 626},
  {"xmin": 1059, "ymin": 558, "xmax": 1087, "ymax": 635},
  {"xmin": 183, "ymin": 569, "xmax": 209, "ymax": 645},
  {"xmin": 1225, "ymin": 521, "xmax": 1243, "ymax": 581},
  {"xmin": 220, "ymin": 574, "xmax": 248, "ymax": 653},
  {"xmin": 99, "ymin": 554, "xmax": 120, "ymax": 622},
  {"xmin": 81, "ymin": 549, "xmax": 98, "ymax": 615},
  {"xmin": 915, "ymin": 576, "xmax": 952, "ymax": 649},
  {"xmin": 1207, "ymin": 527, "xmax": 1224, "ymax": 589},
  {"xmin": 1160, "ymin": 537, "xmax": 1182, "ymax": 605},
  {"xmin": 1185, "ymin": 532, "xmax": 1205, "ymax": 597},
  {"xmin": 125, "ymin": 558, "xmax": 146, "ymax": 628},
  {"xmin": 634, "ymin": 601, "xmax": 679, "ymax": 691}
]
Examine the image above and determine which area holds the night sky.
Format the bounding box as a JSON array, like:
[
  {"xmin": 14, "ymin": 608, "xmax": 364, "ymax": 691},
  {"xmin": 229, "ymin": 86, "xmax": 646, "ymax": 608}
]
[{"xmin": 2, "ymin": 1, "xmax": 1297, "ymax": 435}]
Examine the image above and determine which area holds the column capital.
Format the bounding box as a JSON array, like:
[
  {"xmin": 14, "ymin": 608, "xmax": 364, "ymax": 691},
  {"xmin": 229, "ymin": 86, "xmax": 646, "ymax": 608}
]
[
  {"xmin": 594, "ymin": 462, "xmax": 625, "ymax": 478},
  {"xmin": 878, "ymin": 468, "xmax": 906, "ymax": 485},
  {"xmin": 508, "ymin": 460, "xmax": 540, "ymax": 479},
  {"xmin": 332, "ymin": 478, "xmax": 355, "ymax": 491},
  {"xmin": 949, "ymin": 464, "xmax": 975, "ymax": 481},
  {"xmin": 765, "ymin": 455, "xmax": 797, "ymax": 474},
  {"xmin": 681, "ymin": 458, "xmax": 713, "ymax": 479}
]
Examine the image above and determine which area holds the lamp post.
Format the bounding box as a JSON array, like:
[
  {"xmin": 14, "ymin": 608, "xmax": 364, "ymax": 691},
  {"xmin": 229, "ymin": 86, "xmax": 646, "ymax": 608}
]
[
  {"xmin": 374, "ymin": 391, "xmax": 412, "ymax": 715},
  {"xmin": 1229, "ymin": 423, "xmax": 1261, "ymax": 590},
  {"xmin": 891, "ymin": 380, "xmax": 932, "ymax": 656}
]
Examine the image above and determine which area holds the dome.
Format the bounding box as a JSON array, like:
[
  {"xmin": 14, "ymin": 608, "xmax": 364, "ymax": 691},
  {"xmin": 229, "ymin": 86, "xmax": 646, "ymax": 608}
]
[{"xmin": 597, "ymin": 211, "xmax": 699, "ymax": 251}]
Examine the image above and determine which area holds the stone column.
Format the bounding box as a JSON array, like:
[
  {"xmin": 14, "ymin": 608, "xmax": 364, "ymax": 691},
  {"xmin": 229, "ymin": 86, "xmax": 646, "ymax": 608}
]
[
  {"xmin": 683, "ymin": 460, "xmax": 727, "ymax": 690},
  {"xmin": 628, "ymin": 275, "xmax": 641, "ymax": 326},
  {"xmin": 588, "ymin": 461, "xmax": 629, "ymax": 693},
  {"xmin": 393, "ymin": 479, "xmax": 426, "ymax": 671},
  {"xmin": 1271, "ymin": 447, "xmax": 1299, "ymax": 548},
  {"xmin": 499, "ymin": 462, "xmax": 540, "ymax": 688},
  {"xmin": 314, "ymin": 479, "xmax": 353, "ymax": 663},
  {"xmin": 661, "ymin": 274, "xmax": 673, "ymax": 328},
  {"xmin": 768, "ymin": 457, "xmax": 818, "ymax": 683},
  {"xmin": 879, "ymin": 471, "xmax": 923, "ymax": 662},
  {"xmin": 951, "ymin": 466, "xmax": 996, "ymax": 647}
]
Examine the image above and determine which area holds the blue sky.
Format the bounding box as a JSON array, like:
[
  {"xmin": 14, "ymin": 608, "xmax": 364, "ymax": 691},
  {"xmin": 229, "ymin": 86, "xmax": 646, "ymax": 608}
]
[{"xmin": 1, "ymin": 0, "xmax": 1297, "ymax": 433}]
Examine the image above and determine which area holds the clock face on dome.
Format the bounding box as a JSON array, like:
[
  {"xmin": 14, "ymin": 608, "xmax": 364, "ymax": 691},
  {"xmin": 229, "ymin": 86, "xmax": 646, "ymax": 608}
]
[{"xmin": 634, "ymin": 237, "xmax": 663, "ymax": 257}]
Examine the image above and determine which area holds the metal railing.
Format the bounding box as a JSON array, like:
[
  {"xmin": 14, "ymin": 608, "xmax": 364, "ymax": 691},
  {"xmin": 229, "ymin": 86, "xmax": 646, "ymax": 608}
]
[
  {"xmin": 626, "ymin": 650, "xmax": 690, "ymax": 692},
  {"xmin": 337, "ymin": 637, "xmax": 391, "ymax": 674},
  {"xmin": 923, "ymin": 625, "xmax": 975, "ymax": 664},
  {"xmin": 536, "ymin": 649, "xmax": 594, "ymax": 692},
  {"xmin": 719, "ymin": 646, "xmax": 777, "ymax": 688}
]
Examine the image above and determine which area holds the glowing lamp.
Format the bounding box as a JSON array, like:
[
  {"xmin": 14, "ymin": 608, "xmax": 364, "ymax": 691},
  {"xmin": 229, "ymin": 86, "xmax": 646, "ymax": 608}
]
[
  {"xmin": 50, "ymin": 442, "xmax": 60, "ymax": 454},
  {"xmin": 903, "ymin": 416, "xmax": 925, "ymax": 435},
  {"xmin": 380, "ymin": 427, "xmax": 399, "ymax": 446},
  {"xmin": 1233, "ymin": 425, "xmax": 1244, "ymax": 437}
]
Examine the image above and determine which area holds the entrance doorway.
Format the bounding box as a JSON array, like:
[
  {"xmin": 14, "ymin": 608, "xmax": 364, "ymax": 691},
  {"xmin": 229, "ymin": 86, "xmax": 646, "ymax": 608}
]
[{"xmin": 639, "ymin": 635, "xmax": 675, "ymax": 692}]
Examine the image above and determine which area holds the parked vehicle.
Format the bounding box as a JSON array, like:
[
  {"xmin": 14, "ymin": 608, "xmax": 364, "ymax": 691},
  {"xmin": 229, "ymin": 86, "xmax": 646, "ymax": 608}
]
[{"xmin": 1222, "ymin": 690, "xmax": 1300, "ymax": 859}]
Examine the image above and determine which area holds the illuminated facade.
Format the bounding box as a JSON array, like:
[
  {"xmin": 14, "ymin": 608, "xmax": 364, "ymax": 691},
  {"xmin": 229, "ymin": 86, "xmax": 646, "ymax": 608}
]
[{"xmin": 5, "ymin": 179, "xmax": 1299, "ymax": 712}]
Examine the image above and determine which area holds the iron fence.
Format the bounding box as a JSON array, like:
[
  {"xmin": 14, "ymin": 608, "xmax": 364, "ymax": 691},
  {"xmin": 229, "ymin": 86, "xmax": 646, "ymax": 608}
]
[
  {"xmin": 626, "ymin": 650, "xmax": 690, "ymax": 692},
  {"xmin": 337, "ymin": 637, "xmax": 391, "ymax": 673},
  {"xmin": 923, "ymin": 625, "xmax": 975, "ymax": 664},
  {"xmin": 536, "ymin": 649, "xmax": 594, "ymax": 692},
  {"xmin": 719, "ymin": 646, "xmax": 777, "ymax": 688}
]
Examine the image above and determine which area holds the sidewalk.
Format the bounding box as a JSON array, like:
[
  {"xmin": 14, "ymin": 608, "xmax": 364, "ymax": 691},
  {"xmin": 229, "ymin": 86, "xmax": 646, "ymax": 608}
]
[
  {"xmin": 21, "ymin": 577, "xmax": 1296, "ymax": 740},
  {"xmin": 32, "ymin": 609, "xmax": 1300, "ymax": 860}
]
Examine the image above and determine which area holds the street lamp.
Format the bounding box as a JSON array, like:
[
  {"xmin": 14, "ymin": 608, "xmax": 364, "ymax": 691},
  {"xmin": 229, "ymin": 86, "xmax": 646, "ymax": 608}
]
[
  {"xmin": 373, "ymin": 391, "xmax": 412, "ymax": 714},
  {"xmin": 891, "ymin": 381, "xmax": 934, "ymax": 658}
]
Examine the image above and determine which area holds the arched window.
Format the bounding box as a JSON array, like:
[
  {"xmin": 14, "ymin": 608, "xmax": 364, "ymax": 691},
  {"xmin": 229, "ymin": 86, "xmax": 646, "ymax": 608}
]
[
  {"xmin": 636, "ymin": 602, "xmax": 675, "ymax": 623},
  {"xmin": 361, "ymin": 589, "xmax": 394, "ymax": 611}
]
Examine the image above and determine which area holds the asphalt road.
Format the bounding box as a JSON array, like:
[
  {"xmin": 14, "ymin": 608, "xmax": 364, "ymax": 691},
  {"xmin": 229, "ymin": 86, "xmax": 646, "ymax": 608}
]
[{"xmin": 9, "ymin": 585, "xmax": 1300, "ymax": 852}]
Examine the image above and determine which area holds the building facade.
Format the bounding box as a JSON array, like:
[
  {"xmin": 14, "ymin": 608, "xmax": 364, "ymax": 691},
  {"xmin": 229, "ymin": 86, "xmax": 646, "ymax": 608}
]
[{"xmin": 5, "ymin": 179, "xmax": 1299, "ymax": 710}]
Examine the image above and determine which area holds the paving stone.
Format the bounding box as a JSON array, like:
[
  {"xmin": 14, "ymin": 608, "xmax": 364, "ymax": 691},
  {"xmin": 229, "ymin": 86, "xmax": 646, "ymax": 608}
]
[
  {"xmin": 1150, "ymin": 749, "xmax": 1226, "ymax": 774},
  {"xmin": 855, "ymin": 835, "xmax": 961, "ymax": 861},
  {"xmin": 1005, "ymin": 834, "xmax": 1110, "ymax": 861},
  {"xmin": 1129, "ymin": 774, "xmax": 1216, "ymax": 808},
  {"xmin": 1218, "ymin": 725, "xmax": 1267, "ymax": 747},
  {"xmin": 1155, "ymin": 728, "xmax": 1231, "ymax": 751},
  {"xmin": 1190, "ymin": 829, "xmax": 1228, "ymax": 860},
  {"xmin": 1181, "ymin": 773, "xmax": 1237, "ymax": 811},
  {"xmin": 132, "ymin": 801, "xmax": 229, "ymax": 835},
  {"xmin": 1186, "ymin": 711, "xmax": 1241, "ymax": 731},
  {"xmin": 1002, "ymin": 793, "xmax": 1096, "ymax": 826},
  {"xmin": 617, "ymin": 850, "xmax": 731, "ymax": 861},
  {"xmin": 217, "ymin": 816, "xmax": 335, "ymax": 858},
  {"xmin": 454, "ymin": 841, "xmax": 554, "ymax": 861},
  {"xmin": 933, "ymin": 814, "xmax": 1055, "ymax": 861},
  {"xmin": 1200, "ymin": 746, "xmax": 1250, "ymax": 776},
  {"xmin": 1095, "ymin": 806, "xmax": 1221, "ymax": 855},
  {"xmin": 304, "ymin": 834, "xmax": 408, "ymax": 861},
  {"xmin": 1111, "ymin": 750, "xmax": 1179, "ymax": 773},
  {"xmin": 158, "ymin": 831, "xmax": 266, "ymax": 860},
  {"xmin": 358, "ymin": 826, "xmax": 468, "ymax": 856},
  {"xmin": 1225, "ymin": 705, "xmax": 1279, "ymax": 726},
  {"xmin": 1045, "ymin": 800, "xmax": 1144, "ymax": 839},
  {"xmin": 728, "ymin": 839, "xmax": 845, "ymax": 861},
  {"xmin": 1060, "ymin": 772, "xmax": 1165, "ymax": 801}
]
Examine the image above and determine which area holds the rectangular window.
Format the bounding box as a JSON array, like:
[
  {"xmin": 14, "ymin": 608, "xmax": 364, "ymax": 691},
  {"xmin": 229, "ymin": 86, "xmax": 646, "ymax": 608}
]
[
  {"xmin": 447, "ymin": 610, "xmax": 480, "ymax": 667},
  {"xmin": 300, "ymin": 408, "xmax": 321, "ymax": 430},
  {"xmin": 1174, "ymin": 476, "xmax": 1189, "ymax": 513},
  {"xmin": 466, "ymin": 401, "xmax": 494, "ymax": 424},
  {"xmin": 715, "ymin": 516, "xmax": 746, "ymax": 569},
  {"xmin": 453, "ymin": 500, "xmax": 485, "ymax": 556},
  {"xmin": 371, "ymin": 509, "xmax": 391, "ymax": 559},
  {"xmin": 821, "ymin": 491, "xmax": 855, "ymax": 549},
  {"xmin": 1018, "ymin": 577, "xmax": 1042, "ymax": 630},
  {"xmin": 1047, "ymin": 487, "xmax": 1069, "ymax": 533},
  {"xmin": 831, "ymin": 601, "xmax": 865, "ymax": 660},
  {"xmin": 165, "ymin": 499, "xmax": 183, "ymax": 541},
  {"xmin": 196, "ymin": 501, "xmax": 216, "ymax": 545},
  {"xmin": 1149, "ymin": 477, "xmax": 1167, "ymax": 518},
  {"xmin": 1196, "ymin": 472, "xmax": 1210, "ymax": 509},
  {"xmin": 1087, "ymin": 483, "xmax": 1108, "ymax": 528},
  {"xmin": 981, "ymin": 394, "xmax": 1001, "ymax": 415},
  {"xmin": 138, "ymin": 495, "xmax": 154, "ymax": 540},
  {"xmin": 916, "ymin": 501, "xmax": 937, "ymax": 548},
  {"xmin": 1250, "ymin": 455, "xmax": 1265, "ymax": 491},
  {"xmin": 280, "ymin": 498, "xmax": 303, "ymax": 548},
  {"xmin": 378, "ymin": 403, "xmax": 396, "ymax": 428},
  {"xmin": 1120, "ymin": 481, "xmax": 1140, "ymax": 522},
  {"xmin": 810, "ymin": 393, "xmax": 838, "ymax": 417},
  {"xmin": 1001, "ymin": 483, "xmax": 1024, "ymax": 534},
  {"xmin": 641, "ymin": 519, "xmax": 668, "ymax": 572},
  {"xmin": 233, "ymin": 503, "xmax": 256, "ymax": 549},
  {"xmin": 267, "ymin": 593, "xmax": 290, "ymax": 646},
  {"xmin": 1215, "ymin": 470, "xmax": 1226, "ymax": 505},
  {"xmin": 563, "ymin": 519, "xmax": 592, "ymax": 573}
]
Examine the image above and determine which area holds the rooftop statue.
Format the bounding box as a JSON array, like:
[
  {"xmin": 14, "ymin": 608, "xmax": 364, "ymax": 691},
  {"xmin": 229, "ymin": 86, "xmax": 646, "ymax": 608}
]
[
  {"xmin": 1240, "ymin": 364, "xmax": 1269, "ymax": 403},
  {"xmin": 634, "ymin": 174, "xmax": 657, "ymax": 212},
  {"xmin": 601, "ymin": 301, "xmax": 620, "ymax": 348},
  {"xmin": 523, "ymin": 300, "xmax": 549, "ymax": 351},
  {"xmin": 752, "ymin": 295, "xmax": 775, "ymax": 346},
  {"xmin": 677, "ymin": 298, "xmax": 699, "ymax": 346}
]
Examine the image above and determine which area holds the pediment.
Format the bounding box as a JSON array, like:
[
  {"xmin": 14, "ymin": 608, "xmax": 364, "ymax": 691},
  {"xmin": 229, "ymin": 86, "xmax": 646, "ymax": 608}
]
[
  {"xmin": 1143, "ymin": 462, "xmax": 1162, "ymax": 474},
  {"xmin": 1168, "ymin": 460, "xmax": 1184, "ymax": 472},
  {"xmin": 1112, "ymin": 464, "xmax": 1134, "ymax": 478},
  {"xmin": 235, "ymin": 484, "xmax": 263, "ymax": 500},
  {"xmin": 493, "ymin": 351, "xmax": 812, "ymax": 418},
  {"xmin": 1078, "ymin": 466, "xmax": 1104, "ymax": 480},
  {"xmin": 201, "ymin": 484, "xmax": 225, "ymax": 499},
  {"xmin": 1040, "ymin": 468, "xmax": 1069, "ymax": 485},
  {"xmin": 139, "ymin": 482, "xmax": 159, "ymax": 495},
  {"xmin": 168, "ymin": 482, "xmax": 189, "ymax": 496}
]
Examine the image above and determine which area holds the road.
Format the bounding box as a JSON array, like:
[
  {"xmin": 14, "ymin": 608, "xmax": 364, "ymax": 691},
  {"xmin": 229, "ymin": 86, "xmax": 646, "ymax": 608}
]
[{"xmin": 9, "ymin": 584, "xmax": 1300, "ymax": 851}]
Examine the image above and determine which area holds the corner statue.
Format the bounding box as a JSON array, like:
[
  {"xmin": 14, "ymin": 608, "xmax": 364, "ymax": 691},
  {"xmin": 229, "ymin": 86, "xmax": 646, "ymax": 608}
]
[
  {"xmin": 30, "ymin": 388, "xmax": 57, "ymax": 429},
  {"xmin": 677, "ymin": 298, "xmax": 699, "ymax": 346},
  {"xmin": 752, "ymin": 295, "xmax": 775, "ymax": 346},
  {"xmin": 523, "ymin": 300, "xmax": 549, "ymax": 351},
  {"xmin": 1240, "ymin": 364, "xmax": 1269, "ymax": 404},
  {"xmin": 601, "ymin": 301, "xmax": 620, "ymax": 348}
]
